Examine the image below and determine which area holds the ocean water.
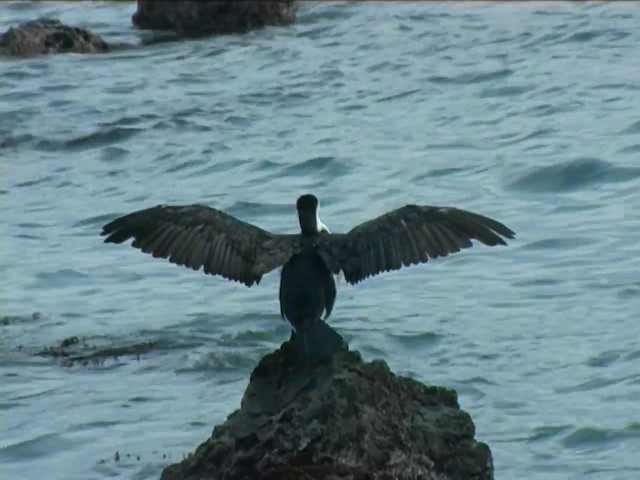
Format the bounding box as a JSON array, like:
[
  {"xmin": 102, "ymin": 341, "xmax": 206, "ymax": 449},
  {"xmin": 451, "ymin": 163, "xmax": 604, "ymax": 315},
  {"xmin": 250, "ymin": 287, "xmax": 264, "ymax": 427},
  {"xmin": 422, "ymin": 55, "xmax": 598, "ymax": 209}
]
[{"xmin": 2, "ymin": 1, "xmax": 640, "ymax": 479}]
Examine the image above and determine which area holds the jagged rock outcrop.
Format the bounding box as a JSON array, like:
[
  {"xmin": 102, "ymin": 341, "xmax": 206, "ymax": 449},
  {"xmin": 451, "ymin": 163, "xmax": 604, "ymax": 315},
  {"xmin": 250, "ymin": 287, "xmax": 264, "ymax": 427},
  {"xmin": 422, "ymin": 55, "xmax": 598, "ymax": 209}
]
[
  {"xmin": 0, "ymin": 18, "xmax": 110, "ymax": 57},
  {"xmin": 161, "ymin": 341, "xmax": 493, "ymax": 480},
  {"xmin": 132, "ymin": 0, "xmax": 298, "ymax": 37}
]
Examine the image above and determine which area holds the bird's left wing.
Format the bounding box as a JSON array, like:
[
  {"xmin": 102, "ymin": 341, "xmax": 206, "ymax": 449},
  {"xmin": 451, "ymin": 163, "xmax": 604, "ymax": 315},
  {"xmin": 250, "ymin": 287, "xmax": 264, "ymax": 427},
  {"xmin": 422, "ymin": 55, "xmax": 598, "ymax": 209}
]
[
  {"xmin": 101, "ymin": 204, "xmax": 301, "ymax": 286},
  {"xmin": 319, "ymin": 204, "xmax": 515, "ymax": 285}
]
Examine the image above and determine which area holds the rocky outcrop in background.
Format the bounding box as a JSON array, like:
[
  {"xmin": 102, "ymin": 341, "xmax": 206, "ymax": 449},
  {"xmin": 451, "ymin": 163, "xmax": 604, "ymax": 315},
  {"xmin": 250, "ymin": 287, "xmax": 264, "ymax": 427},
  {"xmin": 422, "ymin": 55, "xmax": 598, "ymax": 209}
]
[
  {"xmin": 132, "ymin": 0, "xmax": 298, "ymax": 37},
  {"xmin": 1, "ymin": 1, "xmax": 300, "ymax": 58},
  {"xmin": 161, "ymin": 341, "xmax": 494, "ymax": 480},
  {"xmin": 0, "ymin": 18, "xmax": 110, "ymax": 57}
]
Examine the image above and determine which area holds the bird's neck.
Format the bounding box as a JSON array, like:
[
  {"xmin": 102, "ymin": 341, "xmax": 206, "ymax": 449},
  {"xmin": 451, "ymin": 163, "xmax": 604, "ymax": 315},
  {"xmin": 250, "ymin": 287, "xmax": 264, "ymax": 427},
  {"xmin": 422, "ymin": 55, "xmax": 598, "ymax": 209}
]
[
  {"xmin": 299, "ymin": 216, "xmax": 319, "ymax": 236},
  {"xmin": 298, "ymin": 209, "xmax": 330, "ymax": 236}
]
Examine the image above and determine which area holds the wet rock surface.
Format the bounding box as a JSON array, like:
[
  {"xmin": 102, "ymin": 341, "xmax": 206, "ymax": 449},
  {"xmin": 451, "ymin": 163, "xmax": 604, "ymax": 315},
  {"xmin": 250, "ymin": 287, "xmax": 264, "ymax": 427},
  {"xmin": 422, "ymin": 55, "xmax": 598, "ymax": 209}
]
[
  {"xmin": 161, "ymin": 341, "xmax": 494, "ymax": 480},
  {"xmin": 0, "ymin": 18, "xmax": 110, "ymax": 57},
  {"xmin": 132, "ymin": 0, "xmax": 298, "ymax": 37}
]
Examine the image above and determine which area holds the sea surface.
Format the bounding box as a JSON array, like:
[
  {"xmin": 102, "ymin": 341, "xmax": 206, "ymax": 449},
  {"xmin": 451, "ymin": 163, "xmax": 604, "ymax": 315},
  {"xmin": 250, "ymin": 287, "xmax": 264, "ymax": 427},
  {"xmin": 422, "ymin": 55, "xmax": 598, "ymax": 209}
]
[{"xmin": 2, "ymin": 2, "xmax": 640, "ymax": 479}]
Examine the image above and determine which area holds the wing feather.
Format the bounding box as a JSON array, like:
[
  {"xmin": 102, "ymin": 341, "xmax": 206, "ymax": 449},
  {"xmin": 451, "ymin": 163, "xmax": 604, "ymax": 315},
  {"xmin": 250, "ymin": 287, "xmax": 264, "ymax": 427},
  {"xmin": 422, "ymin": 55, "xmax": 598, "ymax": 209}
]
[
  {"xmin": 187, "ymin": 237, "xmax": 207, "ymax": 270},
  {"xmin": 327, "ymin": 204, "xmax": 514, "ymax": 284},
  {"xmin": 136, "ymin": 225, "xmax": 167, "ymax": 253},
  {"xmin": 429, "ymin": 224, "xmax": 452, "ymax": 257},
  {"xmin": 436, "ymin": 225, "xmax": 462, "ymax": 253},
  {"xmin": 418, "ymin": 223, "xmax": 442, "ymax": 258},
  {"xmin": 156, "ymin": 226, "xmax": 182, "ymax": 258},
  {"xmin": 170, "ymin": 228, "xmax": 198, "ymax": 264},
  {"xmin": 389, "ymin": 236, "xmax": 403, "ymax": 270},
  {"xmin": 386, "ymin": 237, "xmax": 398, "ymax": 271},
  {"xmin": 101, "ymin": 204, "xmax": 301, "ymax": 286},
  {"xmin": 404, "ymin": 227, "xmax": 423, "ymax": 265}
]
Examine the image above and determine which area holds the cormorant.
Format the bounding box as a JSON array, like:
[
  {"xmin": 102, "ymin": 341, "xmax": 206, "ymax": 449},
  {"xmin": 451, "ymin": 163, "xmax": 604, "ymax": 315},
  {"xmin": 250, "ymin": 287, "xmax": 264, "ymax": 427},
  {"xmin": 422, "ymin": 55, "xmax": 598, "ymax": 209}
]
[{"xmin": 101, "ymin": 194, "xmax": 515, "ymax": 361}]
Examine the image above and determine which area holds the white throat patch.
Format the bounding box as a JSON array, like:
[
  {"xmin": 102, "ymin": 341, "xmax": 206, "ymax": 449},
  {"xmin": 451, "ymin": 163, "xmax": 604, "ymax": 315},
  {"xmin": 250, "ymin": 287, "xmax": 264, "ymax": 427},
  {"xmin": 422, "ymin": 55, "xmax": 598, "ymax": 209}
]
[{"xmin": 316, "ymin": 206, "xmax": 330, "ymax": 233}]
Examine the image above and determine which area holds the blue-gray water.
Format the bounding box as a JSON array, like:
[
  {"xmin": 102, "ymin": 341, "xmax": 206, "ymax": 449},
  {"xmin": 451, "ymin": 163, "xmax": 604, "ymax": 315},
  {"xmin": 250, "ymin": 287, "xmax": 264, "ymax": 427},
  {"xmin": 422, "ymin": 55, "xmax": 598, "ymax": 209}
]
[{"xmin": 2, "ymin": 1, "xmax": 640, "ymax": 479}]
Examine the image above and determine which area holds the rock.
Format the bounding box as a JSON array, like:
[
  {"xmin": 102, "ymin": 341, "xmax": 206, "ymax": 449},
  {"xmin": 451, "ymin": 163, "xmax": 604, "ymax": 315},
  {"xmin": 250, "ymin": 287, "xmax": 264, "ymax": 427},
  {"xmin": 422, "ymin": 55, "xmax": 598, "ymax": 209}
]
[
  {"xmin": 132, "ymin": 0, "xmax": 298, "ymax": 37},
  {"xmin": 40, "ymin": 339, "xmax": 155, "ymax": 367},
  {"xmin": 161, "ymin": 341, "xmax": 494, "ymax": 480},
  {"xmin": 0, "ymin": 18, "xmax": 109, "ymax": 57}
]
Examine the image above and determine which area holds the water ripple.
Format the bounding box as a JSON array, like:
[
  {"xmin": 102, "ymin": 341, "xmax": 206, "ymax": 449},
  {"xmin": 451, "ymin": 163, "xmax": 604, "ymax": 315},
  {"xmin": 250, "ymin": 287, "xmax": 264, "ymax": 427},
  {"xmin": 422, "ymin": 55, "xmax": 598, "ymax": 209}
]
[
  {"xmin": 428, "ymin": 68, "xmax": 513, "ymax": 86},
  {"xmin": 562, "ymin": 424, "xmax": 640, "ymax": 449},
  {"xmin": 0, "ymin": 433, "xmax": 80, "ymax": 463},
  {"xmin": 507, "ymin": 158, "xmax": 640, "ymax": 193}
]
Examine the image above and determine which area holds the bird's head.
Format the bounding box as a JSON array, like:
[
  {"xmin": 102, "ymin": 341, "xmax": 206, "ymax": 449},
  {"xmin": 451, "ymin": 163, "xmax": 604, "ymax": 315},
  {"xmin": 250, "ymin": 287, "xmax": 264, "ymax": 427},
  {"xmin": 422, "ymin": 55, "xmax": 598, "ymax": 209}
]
[
  {"xmin": 296, "ymin": 194, "xmax": 330, "ymax": 235},
  {"xmin": 296, "ymin": 194, "xmax": 318, "ymax": 213}
]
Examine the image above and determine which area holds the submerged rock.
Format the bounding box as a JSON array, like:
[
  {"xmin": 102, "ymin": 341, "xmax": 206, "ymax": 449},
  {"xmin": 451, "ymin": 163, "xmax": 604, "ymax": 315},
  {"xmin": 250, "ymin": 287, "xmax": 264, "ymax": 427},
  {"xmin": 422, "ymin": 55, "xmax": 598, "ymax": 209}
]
[
  {"xmin": 0, "ymin": 18, "xmax": 110, "ymax": 57},
  {"xmin": 36, "ymin": 335, "xmax": 155, "ymax": 367},
  {"xmin": 132, "ymin": 0, "xmax": 298, "ymax": 37},
  {"xmin": 161, "ymin": 341, "xmax": 494, "ymax": 480}
]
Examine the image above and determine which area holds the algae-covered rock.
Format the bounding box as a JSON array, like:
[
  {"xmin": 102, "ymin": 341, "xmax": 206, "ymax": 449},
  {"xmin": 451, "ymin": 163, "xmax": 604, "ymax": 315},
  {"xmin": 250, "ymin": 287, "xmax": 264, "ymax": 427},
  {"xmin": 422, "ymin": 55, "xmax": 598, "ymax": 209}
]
[
  {"xmin": 161, "ymin": 341, "xmax": 493, "ymax": 480},
  {"xmin": 1, "ymin": 18, "xmax": 109, "ymax": 57}
]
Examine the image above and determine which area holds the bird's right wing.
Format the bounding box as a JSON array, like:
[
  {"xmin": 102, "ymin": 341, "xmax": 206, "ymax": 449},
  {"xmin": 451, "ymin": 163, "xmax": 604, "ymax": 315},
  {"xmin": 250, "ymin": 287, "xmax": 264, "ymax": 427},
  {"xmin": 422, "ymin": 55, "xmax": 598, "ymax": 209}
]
[{"xmin": 101, "ymin": 204, "xmax": 301, "ymax": 286}]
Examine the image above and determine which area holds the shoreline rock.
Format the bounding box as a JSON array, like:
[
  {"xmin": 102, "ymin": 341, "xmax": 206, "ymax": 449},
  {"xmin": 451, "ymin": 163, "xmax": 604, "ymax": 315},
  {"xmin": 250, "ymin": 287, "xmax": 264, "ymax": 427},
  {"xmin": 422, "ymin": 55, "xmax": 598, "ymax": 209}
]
[
  {"xmin": 1, "ymin": 1, "xmax": 299, "ymax": 59},
  {"xmin": 132, "ymin": 0, "xmax": 298, "ymax": 37},
  {"xmin": 161, "ymin": 341, "xmax": 494, "ymax": 480},
  {"xmin": 0, "ymin": 18, "xmax": 110, "ymax": 57}
]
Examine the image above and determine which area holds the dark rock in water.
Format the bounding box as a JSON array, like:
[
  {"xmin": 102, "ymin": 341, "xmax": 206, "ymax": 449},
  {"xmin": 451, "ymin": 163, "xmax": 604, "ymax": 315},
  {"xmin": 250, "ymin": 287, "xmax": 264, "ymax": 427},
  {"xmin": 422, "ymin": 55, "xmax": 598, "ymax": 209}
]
[
  {"xmin": 0, "ymin": 18, "xmax": 109, "ymax": 57},
  {"xmin": 132, "ymin": 0, "xmax": 298, "ymax": 37},
  {"xmin": 36, "ymin": 335, "xmax": 155, "ymax": 367},
  {"xmin": 161, "ymin": 342, "xmax": 494, "ymax": 480}
]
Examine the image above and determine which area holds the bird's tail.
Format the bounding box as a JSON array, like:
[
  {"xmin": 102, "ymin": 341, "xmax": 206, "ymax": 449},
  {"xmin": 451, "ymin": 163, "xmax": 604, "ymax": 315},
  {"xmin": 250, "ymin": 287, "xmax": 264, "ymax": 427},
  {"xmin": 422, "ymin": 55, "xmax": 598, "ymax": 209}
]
[{"xmin": 291, "ymin": 319, "xmax": 347, "ymax": 364}]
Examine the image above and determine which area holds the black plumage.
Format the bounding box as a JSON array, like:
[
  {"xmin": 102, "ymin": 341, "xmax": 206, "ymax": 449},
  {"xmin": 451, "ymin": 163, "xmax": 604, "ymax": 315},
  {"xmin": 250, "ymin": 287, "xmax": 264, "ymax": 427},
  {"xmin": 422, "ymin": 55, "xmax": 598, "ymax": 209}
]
[{"xmin": 101, "ymin": 194, "xmax": 515, "ymax": 360}]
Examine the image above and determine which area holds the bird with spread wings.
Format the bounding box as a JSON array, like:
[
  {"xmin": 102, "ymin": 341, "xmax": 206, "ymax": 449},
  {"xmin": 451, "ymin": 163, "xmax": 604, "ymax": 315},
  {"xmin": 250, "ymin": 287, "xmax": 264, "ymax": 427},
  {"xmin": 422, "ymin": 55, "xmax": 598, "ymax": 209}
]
[{"xmin": 101, "ymin": 201, "xmax": 515, "ymax": 287}]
